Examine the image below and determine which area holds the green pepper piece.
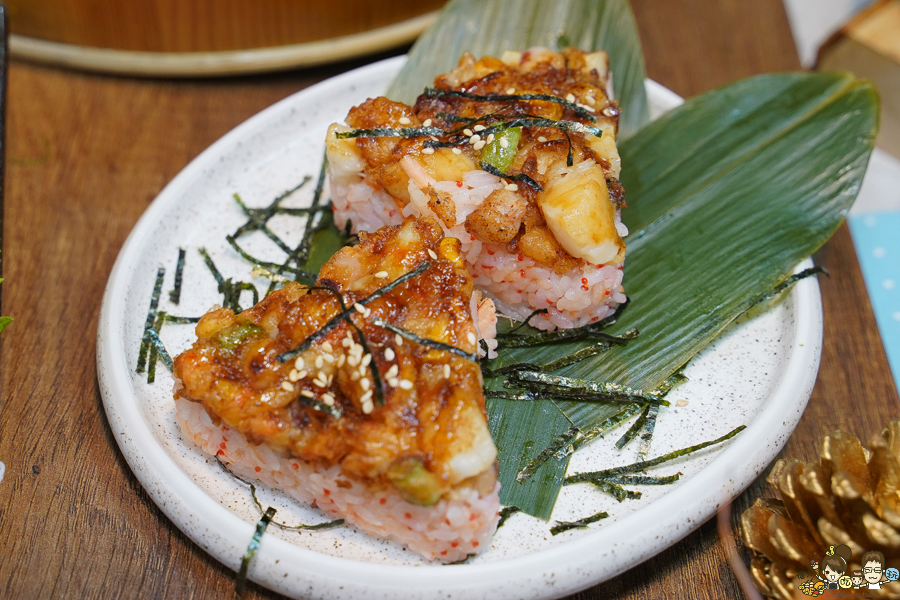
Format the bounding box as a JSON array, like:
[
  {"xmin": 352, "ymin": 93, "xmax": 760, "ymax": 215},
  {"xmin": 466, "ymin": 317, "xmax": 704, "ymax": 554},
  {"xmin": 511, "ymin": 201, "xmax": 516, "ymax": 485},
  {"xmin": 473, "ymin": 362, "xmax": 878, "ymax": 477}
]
[
  {"xmin": 480, "ymin": 127, "xmax": 521, "ymax": 172},
  {"xmin": 218, "ymin": 322, "xmax": 265, "ymax": 351}
]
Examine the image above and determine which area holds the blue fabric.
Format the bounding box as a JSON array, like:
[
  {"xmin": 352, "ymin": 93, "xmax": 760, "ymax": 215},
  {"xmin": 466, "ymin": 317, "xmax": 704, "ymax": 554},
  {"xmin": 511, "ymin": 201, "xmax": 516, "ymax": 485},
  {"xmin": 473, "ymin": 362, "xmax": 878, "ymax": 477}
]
[{"xmin": 848, "ymin": 212, "xmax": 900, "ymax": 387}]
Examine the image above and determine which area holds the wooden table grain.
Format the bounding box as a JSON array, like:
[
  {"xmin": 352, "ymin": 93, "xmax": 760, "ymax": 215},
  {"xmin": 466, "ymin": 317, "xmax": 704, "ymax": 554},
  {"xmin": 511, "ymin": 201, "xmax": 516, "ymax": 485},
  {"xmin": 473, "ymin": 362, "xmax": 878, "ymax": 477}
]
[{"xmin": 1, "ymin": 1, "xmax": 897, "ymax": 599}]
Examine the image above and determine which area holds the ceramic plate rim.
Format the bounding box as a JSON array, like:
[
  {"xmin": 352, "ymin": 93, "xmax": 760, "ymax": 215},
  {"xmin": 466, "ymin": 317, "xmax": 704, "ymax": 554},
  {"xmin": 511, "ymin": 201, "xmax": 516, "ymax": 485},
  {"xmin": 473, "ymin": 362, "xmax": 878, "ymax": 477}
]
[{"xmin": 97, "ymin": 55, "xmax": 823, "ymax": 600}]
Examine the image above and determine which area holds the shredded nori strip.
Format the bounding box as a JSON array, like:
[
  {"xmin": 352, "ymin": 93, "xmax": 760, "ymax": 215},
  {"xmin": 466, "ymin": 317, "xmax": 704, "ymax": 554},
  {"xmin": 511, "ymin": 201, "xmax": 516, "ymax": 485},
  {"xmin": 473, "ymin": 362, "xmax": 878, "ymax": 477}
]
[
  {"xmin": 225, "ymin": 236, "xmax": 316, "ymax": 281},
  {"xmin": 484, "ymin": 390, "xmax": 536, "ymax": 401},
  {"xmin": 587, "ymin": 480, "xmax": 641, "ymax": 502},
  {"xmin": 637, "ymin": 404, "xmax": 661, "ymax": 461},
  {"xmin": 507, "ymin": 371, "xmax": 670, "ymax": 405},
  {"xmin": 754, "ymin": 266, "xmax": 827, "ymax": 305},
  {"xmin": 550, "ymin": 511, "xmax": 609, "ymax": 536},
  {"xmin": 495, "ymin": 301, "xmax": 629, "ymax": 346},
  {"xmin": 564, "ymin": 425, "xmax": 747, "ymax": 485},
  {"xmin": 299, "ymin": 395, "xmax": 343, "ymax": 419},
  {"xmin": 482, "ymin": 341, "xmax": 613, "ymax": 378},
  {"xmin": 563, "ymin": 130, "xmax": 574, "ymax": 167},
  {"xmin": 145, "ymin": 327, "xmax": 173, "ymax": 371},
  {"xmin": 423, "ymin": 87, "xmax": 598, "ymax": 121},
  {"xmin": 601, "ymin": 473, "xmax": 681, "ymax": 486},
  {"xmin": 215, "ymin": 458, "xmax": 345, "ymax": 532},
  {"xmin": 236, "ymin": 506, "xmax": 276, "ymax": 595},
  {"xmin": 497, "ymin": 506, "xmax": 521, "ymax": 529},
  {"xmin": 478, "ymin": 162, "xmax": 543, "ymax": 192},
  {"xmin": 136, "ymin": 267, "xmax": 165, "ymax": 374},
  {"xmin": 615, "ymin": 404, "xmax": 651, "ymax": 450},
  {"xmin": 371, "ymin": 318, "xmax": 477, "ymax": 362},
  {"xmin": 231, "ymin": 177, "xmax": 310, "ymax": 240},
  {"xmin": 515, "ymin": 425, "xmax": 580, "ymax": 483},
  {"xmin": 335, "ymin": 126, "xmax": 445, "ymax": 139},
  {"xmin": 276, "ymin": 262, "xmax": 430, "ymax": 362},
  {"xmin": 169, "ymin": 248, "xmax": 186, "ymax": 304},
  {"xmin": 232, "ymin": 193, "xmax": 294, "ymax": 255}
]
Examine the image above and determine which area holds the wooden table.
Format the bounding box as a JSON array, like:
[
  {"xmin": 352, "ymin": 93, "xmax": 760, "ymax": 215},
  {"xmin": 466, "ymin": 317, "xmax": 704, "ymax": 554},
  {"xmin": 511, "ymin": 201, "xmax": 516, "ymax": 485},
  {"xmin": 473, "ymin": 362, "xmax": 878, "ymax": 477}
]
[{"xmin": 1, "ymin": 1, "xmax": 897, "ymax": 598}]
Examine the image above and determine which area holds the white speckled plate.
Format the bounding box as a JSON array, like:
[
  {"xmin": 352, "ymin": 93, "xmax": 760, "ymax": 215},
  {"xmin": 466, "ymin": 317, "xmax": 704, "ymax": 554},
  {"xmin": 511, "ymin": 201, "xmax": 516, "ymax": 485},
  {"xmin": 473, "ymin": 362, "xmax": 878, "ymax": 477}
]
[{"xmin": 96, "ymin": 56, "xmax": 822, "ymax": 600}]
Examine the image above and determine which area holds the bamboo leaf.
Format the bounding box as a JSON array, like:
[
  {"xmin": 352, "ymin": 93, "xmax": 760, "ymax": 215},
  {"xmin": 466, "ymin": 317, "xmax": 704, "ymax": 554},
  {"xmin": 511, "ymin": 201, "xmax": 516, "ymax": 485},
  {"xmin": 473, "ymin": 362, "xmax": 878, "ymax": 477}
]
[
  {"xmin": 502, "ymin": 73, "xmax": 878, "ymax": 435},
  {"xmin": 386, "ymin": 0, "xmax": 649, "ymax": 138},
  {"xmin": 0, "ymin": 316, "xmax": 10, "ymax": 333}
]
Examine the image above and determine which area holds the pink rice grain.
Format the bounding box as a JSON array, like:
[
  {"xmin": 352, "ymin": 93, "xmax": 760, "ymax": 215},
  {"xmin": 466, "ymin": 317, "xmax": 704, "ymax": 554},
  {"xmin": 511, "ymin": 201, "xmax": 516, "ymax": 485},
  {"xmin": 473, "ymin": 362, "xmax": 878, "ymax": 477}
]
[{"xmin": 175, "ymin": 397, "xmax": 501, "ymax": 563}]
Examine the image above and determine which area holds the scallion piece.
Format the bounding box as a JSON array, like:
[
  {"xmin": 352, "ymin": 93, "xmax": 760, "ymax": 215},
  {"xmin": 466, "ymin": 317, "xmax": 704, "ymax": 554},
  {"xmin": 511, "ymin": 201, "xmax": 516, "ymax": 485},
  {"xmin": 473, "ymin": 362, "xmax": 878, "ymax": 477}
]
[{"xmin": 480, "ymin": 126, "xmax": 521, "ymax": 172}]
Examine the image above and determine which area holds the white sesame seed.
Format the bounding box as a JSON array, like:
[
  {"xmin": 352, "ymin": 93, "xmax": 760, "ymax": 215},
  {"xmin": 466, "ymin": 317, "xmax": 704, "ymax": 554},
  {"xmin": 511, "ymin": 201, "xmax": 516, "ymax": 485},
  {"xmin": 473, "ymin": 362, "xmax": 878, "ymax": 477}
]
[
  {"xmin": 322, "ymin": 393, "xmax": 335, "ymax": 406},
  {"xmin": 578, "ymin": 103, "xmax": 596, "ymax": 113},
  {"xmin": 289, "ymin": 369, "xmax": 300, "ymax": 382},
  {"xmin": 505, "ymin": 183, "xmax": 518, "ymax": 192},
  {"xmin": 341, "ymin": 337, "xmax": 352, "ymax": 348},
  {"xmin": 427, "ymin": 249, "xmax": 437, "ymax": 260},
  {"xmin": 486, "ymin": 133, "xmax": 495, "ymax": 143},
  {"xmin": 348, "ymin": 354, "xmax": 360, "ymax": 367},
  {"xmin": 315, "ymin": 355, "xmax": 324, "ymax": 369},
  {"xmin": 422, "ymin": 147, "xmax": 435, "ymax": 155},
  {"xmin": 585, "ymin": 94, "xmax": 596, "ymax": 106},
  {"xmin": 602, "ymin": 107, "xmax": 615, "ymax": 117},
  {"xmin": 360, "ymin": 378, "xmax": 370, "ymax": 391},
  {"xmin": 506, "ymin": 87, "xmax": 516, "ymax": 94},
  {"xmin": 301, "ymin": 389, "xmax": 315, "ymax": 398},
  {"xmin": 350, "ymin": 343, "xmax": 364, "ymax": 357},
  {"xmin": 469, "ymin": 134, "xmax": 481, "ymax": 144},
  {"xmin": 467, "ymin": 332, "xmax": 477, "ymax": 345},
  {"xmin": 313, "ymin": 377, "xmax": 326, "ymax": 388},
  {"xmin": 443, "ymin": 364, "xmax": 451, "ymax": 379},
  {"xmin": 294, "ymin": 356, "xmax": 305, "ymax": 370},
  {"xmin": 282, "ymin": 381, "xmax": 295, "ymax": 392},
  {"xmin": 354, "ymin": 302, "xmax": 366, "ymax": 314},
  {"xmin": 398, "ymin": 116, "xmax": 411, "ymax": 125},
  {"xmin": 399, "ymin": 379, "xmax": 414, "ymax": 390},
  {"xmin": 327, "ymin": 374, "xmax": 334, "ymax": 386},
  {"xmin": 362, "ymin": 401, "xmax": 374, "ymax": 415},
  {"xmin": 538, "ymin": 136, "xmax": 548, "ymax": 143},
  {"xmin": 385, "ymin": 348, "xmax": 395, "ymax": 361},
  {"xmin": 375, "ymin": 271, "xmax": 389, "ymax": 278},
  {"xmin": 363, "ymin": 307, "xmax": 372, "ymax": 318},
  {"xmin": 336, "ymin": 354, "xmax": 345, "ymax": 367},
  {"xmin": 386, "ymin": 364, "xmax": 399, "ymax": 378},
  {"xmin": 463, "ymin": 128, "xmax": 474, "ymax": 137},
  {"xmin": 322, "ymin": 341, "xmax": 333, "ymax": 353},
  {"xmin": 296, "ymin": 370, "xmax": 308, "ymax": 379},
  {"xmin": 361, "ymin": 389, "xmax": 373, "ymax": 402},
  {"xmin": 473, "ymin": 140, "xmax": 486, "ymax": 151},
  {"xmin": 322, "ymin": 354, "xmax": 335, "ymax": 363},
  {"xmin": 566, "ymin": 93, "xmax": 576, "ymax": 103},
  {"xmin": 361, "ymin": 354, "xmax": 372, "ymax": 367},
  {"xmin": 351, "ymin": 371, "xmax": 361, "ymax": 381},
  {"xmin": 430, "ymin": 136, "xmax": 439, "ymax": 142},
  {"xmin": 499, "ymin": 137, "xmax": 509, "ymax": 149},
  {"xmin": 388, "ymin": 377, "xmax": 399, "ymax": 388},
  {"xmin": 423, "ymin": 118, "xmax": 433, "ymax": 127},
  {"xmin": 473, "ymin": 124, "xmax": 486, "ymax": 132},
  {"xmin": 452, "ymin": 148, "xmax": 462, "ymax": 155}
]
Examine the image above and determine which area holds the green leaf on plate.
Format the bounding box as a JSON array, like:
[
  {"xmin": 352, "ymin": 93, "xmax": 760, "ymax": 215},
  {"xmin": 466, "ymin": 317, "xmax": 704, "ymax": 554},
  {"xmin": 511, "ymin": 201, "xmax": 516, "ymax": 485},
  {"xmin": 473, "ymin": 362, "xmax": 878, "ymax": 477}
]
[
  {"xmin": 485, "ymin": 71, "xmax": 877, "ymax": 517},
  {"xmin": 386, "ymin": 0, "xmax": 650, "ymax": 139}
]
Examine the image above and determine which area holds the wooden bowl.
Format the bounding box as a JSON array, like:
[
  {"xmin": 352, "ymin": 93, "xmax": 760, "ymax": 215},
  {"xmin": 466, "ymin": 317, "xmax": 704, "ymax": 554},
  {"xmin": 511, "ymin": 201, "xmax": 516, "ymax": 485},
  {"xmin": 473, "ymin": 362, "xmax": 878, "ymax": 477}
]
[{"xmin": 6, "ymin": 0, "xmax": 446, "ymax": 76}]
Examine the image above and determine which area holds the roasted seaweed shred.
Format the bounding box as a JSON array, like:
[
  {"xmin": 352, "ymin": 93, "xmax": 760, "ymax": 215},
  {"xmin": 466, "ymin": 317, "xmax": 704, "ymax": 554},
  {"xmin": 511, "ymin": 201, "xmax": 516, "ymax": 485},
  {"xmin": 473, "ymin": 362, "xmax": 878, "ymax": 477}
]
[
  {"xmin": 754, "ymin": 266, "xmax": 827, "ymax": 306},
  {"xmin": 236, "ymin": 506, "xmax": 276, "ymax": 595},
  {"xmin": 515, "ymin": 425, "xmax": 580, "ymax": 483},
  {"xmin": 615, "ymin": 404, "xmax": 651, "ymax": 450},
  {"xmin": 497, "ymin": 506, "xmax": 521, "ymax": 529},
  {"xmin": 136, "ymin": 267, "xmax": 165, "ymax": 374},
  {"xmin": 277, "ymin": 262, "xmax": 431, "ymax": 362},
  {"xmin": 335, "ymin": 126, "xmax": 444, "ymax": 139},
  {"xmin": 637, "ymin": 404, "xmax": 660, "ymax": 461},
  {"xmin": 169, "ymin": 248, "xmax": 186, "ymax": 304},
  {"xmin": 371, "ymin": 318, "xmax": 477, "ymax": 362},
  {"xmin": 564, "ymin": 425, "xmax": 747, "ymax": 485},
  {"xmin": 198, "ymin": 247, "xmax": 260, "ymax": 314},
  {"xmin": 478, "ymin": 162, "xmax": 542, "ymax": 192},
  {"xmin": 423, "ymin": 87, "xmax": 598, "ymax": 121},
  {"xmin": 550, "ymin": 511, "xmax": 609, "ymax": 536}
]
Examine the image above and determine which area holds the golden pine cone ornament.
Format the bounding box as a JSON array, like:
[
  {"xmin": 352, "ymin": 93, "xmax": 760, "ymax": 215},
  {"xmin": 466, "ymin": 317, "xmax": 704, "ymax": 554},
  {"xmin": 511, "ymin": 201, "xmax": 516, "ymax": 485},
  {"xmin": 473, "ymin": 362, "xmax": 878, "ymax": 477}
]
[{"xmin": 741, "ymin": 422, "xmax": 900, "ymax": 599}]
